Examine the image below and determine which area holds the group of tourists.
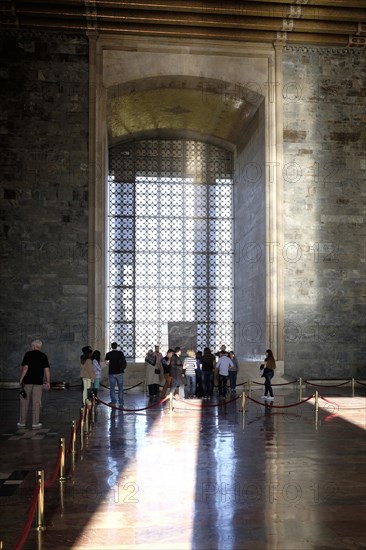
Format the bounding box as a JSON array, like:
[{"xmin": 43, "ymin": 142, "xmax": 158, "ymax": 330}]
[
  {"xmin": 17, "ymin": 339, "xmax": 276, "ymax": 429},
  {"xmin": 80, "ymin": 342, "xmax": 126, "ymax": 406},
  {"xmin": 144, "ymin": 344, "xmax": 241, "ymax": 400}
]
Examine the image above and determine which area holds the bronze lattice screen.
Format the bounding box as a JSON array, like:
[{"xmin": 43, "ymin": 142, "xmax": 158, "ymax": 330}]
[{"xmin": 108, "ymin": 139, "xmax": 233, "ymax": 360}]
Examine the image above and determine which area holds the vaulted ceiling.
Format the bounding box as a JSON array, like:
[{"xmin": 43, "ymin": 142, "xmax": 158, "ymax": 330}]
[{"xmin": 1, "ymin": 0, "xmax": 366, "ymax": 48}]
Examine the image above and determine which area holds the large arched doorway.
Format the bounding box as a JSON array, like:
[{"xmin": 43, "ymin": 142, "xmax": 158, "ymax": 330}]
[{"xmin": 88, "ymin": 34, "xmax": 284, "ymax": 373}]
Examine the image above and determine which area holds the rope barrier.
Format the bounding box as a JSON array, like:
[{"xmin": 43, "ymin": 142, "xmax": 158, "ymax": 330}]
[
  {"xmin": 355, "ymin": 380, "xmax": 366, "ymax": 387},
  {"xmin": 97, "ymin": 396, "xmax": 169, "ymax": 412},
  {"xmin": 304, "ymin": 380, "xmax": 350, "ymax": 388},
  {"xmin": 13, "ymin": 485, "xmax": 40, "ymax": 550},
  {"xmin": 251, "ymin": 379, "xmax": 298, "ymax": 386},
  {"xmin": 100, "ymin": 381, "xmax": 143, "ymax": 392},
  {"xmin": 246, "ymin": 394, "xmax": 314, "ymax": 409},
  {"xmin": 178, "ymin": 395, "xmax": 242, "ymax": 408},
  {"xmin": 44, "ymin": 446, "xmax": 63, "ymax": 489}
]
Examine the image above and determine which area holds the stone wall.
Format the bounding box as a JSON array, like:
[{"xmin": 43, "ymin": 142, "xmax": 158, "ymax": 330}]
[
  {"xmin": 0, "ymin": 31, "xmax": 89, "ymax": 382},
  {"xmin": 282, "ymin": 46, "xmax": 366, "ymax": 378},
  {"xmin": 233, "ymin": 103, "xmax": 266, "ymax": 361}
]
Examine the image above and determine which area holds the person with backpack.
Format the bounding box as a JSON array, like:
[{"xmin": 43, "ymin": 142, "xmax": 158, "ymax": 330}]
[{"xmin": 105, "ymin": 342, "xmax": 126, "ymax": 406}]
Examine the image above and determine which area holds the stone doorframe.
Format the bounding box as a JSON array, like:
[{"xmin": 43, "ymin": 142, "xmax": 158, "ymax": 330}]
[{"xmin": 87, "ymin": 32, "xmax": 285, "ymax": 361}]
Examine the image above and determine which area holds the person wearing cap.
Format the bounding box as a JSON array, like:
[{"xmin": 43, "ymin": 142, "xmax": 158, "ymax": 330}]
[
  {"xmin": 18, "ymin": 339, "xmax": 51, "ymax": 430},
  {"xmin": 80, "ymin": 346, "xmax": 95, "ymax": 405},
  {"xmin": 105, "ymin": 342, "xmax": 127, "ymax": 406}
]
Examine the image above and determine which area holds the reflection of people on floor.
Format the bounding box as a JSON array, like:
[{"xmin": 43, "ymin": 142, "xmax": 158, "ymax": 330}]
[{"xmin": 18, "ymin": 339, "xmax": 51, "ymax": 430}]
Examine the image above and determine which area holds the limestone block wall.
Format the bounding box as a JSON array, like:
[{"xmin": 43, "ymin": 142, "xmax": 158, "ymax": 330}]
[
  {"xmin": 282, "ymin": 46, "xmax": 366, "ymax": 378},
  {"xmin": 0, "ymin": 31, "xmax": 89, "ymax": 382},
  {"xmin": 233, "ymin": 104, "xmax": 266, "ymax": 362}
]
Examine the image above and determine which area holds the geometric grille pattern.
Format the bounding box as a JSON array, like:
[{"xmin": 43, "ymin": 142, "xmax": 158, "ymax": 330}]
[{"xmin": 108, "ymin": 139, "xmax": 233, "ymax": 360}]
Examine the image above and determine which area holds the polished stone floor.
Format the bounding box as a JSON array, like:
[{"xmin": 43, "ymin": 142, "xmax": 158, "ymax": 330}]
[{"xmin": 0, "ymin": 380, "xmax": 365, "ymax": 549}]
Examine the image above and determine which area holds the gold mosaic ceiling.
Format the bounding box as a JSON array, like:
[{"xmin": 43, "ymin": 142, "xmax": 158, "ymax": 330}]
[{"xmin": 108, "ymin": 77, "xmax": 260, "ymax": 147}]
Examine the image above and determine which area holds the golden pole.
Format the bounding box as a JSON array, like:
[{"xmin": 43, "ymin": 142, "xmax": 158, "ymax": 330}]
[
  {"xmin": 80, "ymin": 407, "xmax": 84, "ymax": 450},
  {"xmin": 299, "ymin": 377, "xmax": 302, "ymax": 401},
  {"xmin": 71, "ymin": 420, "xmax": 76, "ymax": 455},
  {"xmin": 84, "ymin": 404, "xmax": 89, "ymax": 435},
  {"xmin": 36, "ymin": 470, "xmax": 46, "ymax": 531},
  {"xmin": 315, "ymin": 391, "xmax": 319, "ymax": 429},
  {"xmin": 59, "ymin": 437, "xmax": 66, "ymax": 481},
  {"xmin": 241, "ymin": 391, "xmax": 246, "ymax": 411},
  {"xmin": 352, "ymin": 378, "xmax": 355, "ymax": 397}
]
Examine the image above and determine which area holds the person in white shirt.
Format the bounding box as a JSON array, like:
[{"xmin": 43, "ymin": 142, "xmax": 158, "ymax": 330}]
[
  {"xmin": 183, "ymin": 349, "xmax": 196, "ymax": 398},
  {"xmin": 217, "ymin": 351, "xmax": 234, "ymax": 398}
]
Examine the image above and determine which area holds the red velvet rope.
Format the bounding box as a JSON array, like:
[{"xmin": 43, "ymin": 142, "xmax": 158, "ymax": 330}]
[
  {"xmin": 13, "ymin": 485, "xmax": 40, "ymax": 550},
  {"xmin": 246, "ymin": 394, "xmax": 314, "ymax": 408},
  {"xmin": 252, "ymin": 379, "xmax": 298, "ymax": 386},
  {"xmin": 44, "ymin": 446, "xmax": 63, "ymax": 489},
  {"xmin": 304, "ymin": 380, "xmax": 350, "ymax": 388},
  {"xmin": 180, "ymin": 395, "xmax": 242, "ymax": 408},
  {"xmin": 100, "ymin": 381, "xmax": 143, "ymax": 391},
  {"xmin": 97, "ymin": 396, "xmax": 169, "ymax": 412}
]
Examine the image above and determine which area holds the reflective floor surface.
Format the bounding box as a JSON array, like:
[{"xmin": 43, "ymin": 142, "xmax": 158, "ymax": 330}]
[{"xmin": 0, "ymin": 381, "xmax": 365, "ymax": 549}]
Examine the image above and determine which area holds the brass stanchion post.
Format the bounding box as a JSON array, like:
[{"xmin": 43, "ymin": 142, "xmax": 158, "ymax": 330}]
[
  {"xmin": 315, "ymin": 391, "xmax": 319, "ymax": 429},
  {"xmin": 36, "ymin": 470, "xmax": 46, "ymax": 531},
  {"xmin": 59, "ymin": 437, "xmax": 66, "ymax": 481},
  {"xmin": 80, "ymin": 407, "xmax": 84, "ymax": 450},
  {"xmin": 91, "ymin": 396, "xmax": 95, "ymax": 423},
  {"xmin": 352, "ymin": 378, "xmax": 355, "ymax": 397},
  {"xmin": 299, "ymin": 377, "xmax": 302, "ymax": 401},
  {"xmin": 241, "ymin": 391, "xmax": 246, "ymax": 411},
  {"xmin": 71, "ymin": 420, "xmax": 76, "ymax": 455},
  {"xmin": 241, "ymin": 392, "xmax": 246, "ymax": 430},
  {"xmin": 84, "ymin": 404, "xmax": 89, "ymax": 435}
]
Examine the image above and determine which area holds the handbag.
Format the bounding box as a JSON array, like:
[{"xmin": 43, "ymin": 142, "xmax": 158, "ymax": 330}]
[
  {"xmin": 145, "ymin": 354, "xmax": 156, "ymax": 366},
  {"xmin": 260, "ymin": 364, "xmax": 265, "ymax": 377},
  {"xmin": 154, "ymin": 368, "xmax": 161, "ymax": 375}
]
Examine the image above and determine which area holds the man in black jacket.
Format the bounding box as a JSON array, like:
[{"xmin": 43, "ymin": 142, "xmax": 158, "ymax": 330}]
[{"xmin": 105, "ymin": 342, "xmax": 126, "ymax": 406}]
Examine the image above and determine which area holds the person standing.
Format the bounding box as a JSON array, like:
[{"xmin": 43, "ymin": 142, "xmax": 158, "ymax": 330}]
[
  {"xmin": 169, "ymin": 346, "xmax": 184, "ymax": 399},
  {"xmin": 217, "ymin": 350, "xmax": 234, "ymax": 398},
  {"xmin": 261, "ymin": 349, "xmax": 276, "ymax": 401},
  {"xmin": 80, "ymin": 346, "xmax": 95, "ymax": 405},
  {"xmin": 201, "ymin": 347, "xmax": 215, "ymax": 399},
  {"xmin": 183, "ymin": 349, "xmax": 197, "ymax": 398},
  {"xmin": 145, "ymin": 348, "xmax": 160, "ymax": 397},
  {"xmin": 228, "ymin": 350, "xmax": 239, "ymax": 393},
  {"xmin": 18, "ymin": 339, "xmax": 51, "ymax": 430},
  {"xmin": 105, "ymin": 342, "xmax": 127, "ymax": 406},
  {"xmin": 161, "ymin": 348, "xmax": 174, "ymax": 399},
  {"xmin": 91, "ymin": 350, "xmax": 102, "ymax": 399}
]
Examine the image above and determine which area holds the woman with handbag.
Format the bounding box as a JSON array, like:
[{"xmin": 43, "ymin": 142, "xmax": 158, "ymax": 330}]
[
  {"xmin": 145, "ymin": 348, "xmax": 160, "ymax": 397},
  {"xmin": 261, "ymin": 348, "xmax": 276, "ymax": 401}
]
